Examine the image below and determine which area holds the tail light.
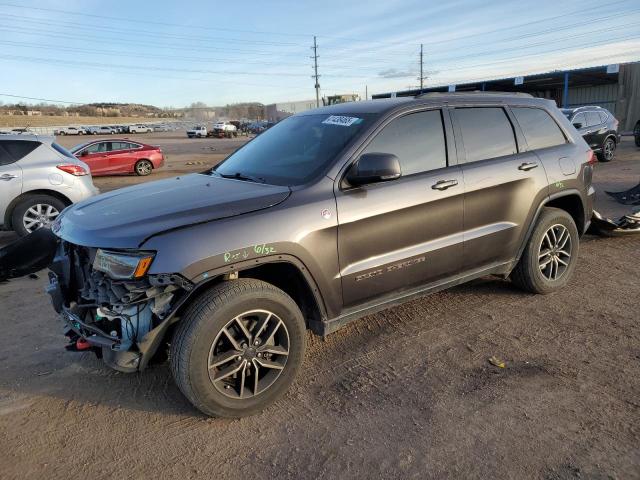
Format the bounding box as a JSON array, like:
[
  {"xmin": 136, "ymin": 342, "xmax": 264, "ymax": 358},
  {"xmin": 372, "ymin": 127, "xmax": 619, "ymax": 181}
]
[
  {"xmin": 57, "ymin": 164, "xmax": 88, "ymax": 176},
  {"xmin": 586, "ymin": 150, "xmax": 596, "ymax": 166}
]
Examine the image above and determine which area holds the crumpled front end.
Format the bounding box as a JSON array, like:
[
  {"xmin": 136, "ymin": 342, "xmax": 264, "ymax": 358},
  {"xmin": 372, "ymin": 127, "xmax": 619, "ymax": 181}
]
[{"xmin": 47, "ymin": 240, "xmax": 193, "ymax": 372}]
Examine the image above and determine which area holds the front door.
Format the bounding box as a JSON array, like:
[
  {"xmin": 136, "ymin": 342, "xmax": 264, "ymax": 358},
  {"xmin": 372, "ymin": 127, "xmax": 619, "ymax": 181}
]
[
  {"xmin": 336, "ymin": 109, "xmax": 464, "ymax": 308},
  {"xmin": 78, "ymin": 141, "xmax": 110, "ymax": 174}
]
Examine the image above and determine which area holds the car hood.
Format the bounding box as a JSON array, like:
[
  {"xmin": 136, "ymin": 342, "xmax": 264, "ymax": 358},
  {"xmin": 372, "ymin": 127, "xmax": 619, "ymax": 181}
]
[{"xmin": 53, "ymin": 173, "xmax": 291, "ymax": 248}]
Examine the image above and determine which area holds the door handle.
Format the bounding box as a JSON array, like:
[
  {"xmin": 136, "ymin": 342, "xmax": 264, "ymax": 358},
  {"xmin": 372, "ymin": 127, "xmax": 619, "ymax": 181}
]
[
  {"xmin": 431, "ymin": 179, "xmax": 458, "ymax": 190},
  {"xmin": 518, "ymin": 162, "xmax": 538, "ymax": 171},
  {"xmin": 0, "ymin": 173, "xmax": 17, "ymax": 180}
]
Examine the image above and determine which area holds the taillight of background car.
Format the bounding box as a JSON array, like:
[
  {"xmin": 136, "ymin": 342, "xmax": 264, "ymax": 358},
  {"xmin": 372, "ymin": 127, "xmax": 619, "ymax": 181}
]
[{"xmin": 57, "ymin": 164, "xmax": 88, "ymax": 176}]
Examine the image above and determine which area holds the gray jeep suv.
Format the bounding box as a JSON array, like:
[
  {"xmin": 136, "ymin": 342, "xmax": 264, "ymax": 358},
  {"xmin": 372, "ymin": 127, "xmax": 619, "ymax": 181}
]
[{"xmin": 45, "ymin": 93, "xmax": 595, "ymax": 417}]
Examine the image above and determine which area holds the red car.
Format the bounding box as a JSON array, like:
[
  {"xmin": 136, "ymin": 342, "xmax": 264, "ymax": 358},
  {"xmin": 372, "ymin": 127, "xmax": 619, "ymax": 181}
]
[{"xmin": 70, "ymin": 139, "xmax": 164, "ymax": 176}]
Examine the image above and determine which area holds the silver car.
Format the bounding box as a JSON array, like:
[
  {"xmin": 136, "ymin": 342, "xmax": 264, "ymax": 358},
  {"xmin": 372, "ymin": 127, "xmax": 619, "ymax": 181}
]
[{"xmin": 0, "ymin": 135, "xmax": 99, "ymax": 236}]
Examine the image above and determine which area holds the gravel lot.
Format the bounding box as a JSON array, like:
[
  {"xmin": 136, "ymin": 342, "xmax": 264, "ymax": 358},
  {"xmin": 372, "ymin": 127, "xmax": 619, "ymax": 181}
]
[{"xmin": 1, "ymin": 135, "xmax": 639, "ymax": 479}]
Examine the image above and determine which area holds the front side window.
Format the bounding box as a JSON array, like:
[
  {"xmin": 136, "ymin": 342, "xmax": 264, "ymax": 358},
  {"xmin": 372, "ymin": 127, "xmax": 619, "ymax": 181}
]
[
  {"xmin": 572, "ymin": 113, "xmax": 586, "ymax": 127},
  {"xmin": 214, "ymin": 113, "xmax": 374, "ymax": 185},
  {"xmin": 455, "ymin": 107, "xmax": 517, "ymax": 163},
  {"xmin": 86, "ymin": 142, "xmax": 108, "ymax": 153},
  {"xmin": 362, "ymin": 110, "xmax": 447, "ymax": 175},
  {"xmin": 512, "ymin": 107, "xmax": 566, "ymax": 150}
]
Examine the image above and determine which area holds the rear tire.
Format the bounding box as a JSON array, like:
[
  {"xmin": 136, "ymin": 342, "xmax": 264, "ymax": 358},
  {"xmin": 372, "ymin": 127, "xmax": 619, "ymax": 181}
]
[
  {"xmin": 634, "ymin": 122, "xmax": 640, "ymax": 147},
  {"xmin": 598, "ymin": 137, "xmax": 616, "ymax": 162},
  {"xmin": 134, "ymin": 159, "xmax": 153, "ymax": 176},
  {"xmin": 11, "ymin": 194, "xmax": 66, "ymax": 237},
  {"xmin": 170, "ymin": 279, "xmax": 306, "ymax": 418},
  {"xmin": 510, "ymin": 207, "xmax": 579, "ymax": 294}
]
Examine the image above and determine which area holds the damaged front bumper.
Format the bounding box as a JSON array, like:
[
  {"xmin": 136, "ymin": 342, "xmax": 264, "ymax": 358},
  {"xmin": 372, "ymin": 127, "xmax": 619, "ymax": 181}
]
[{"xmin": 46, "ymin": 240, "xmax": 194, "ymax": 373}]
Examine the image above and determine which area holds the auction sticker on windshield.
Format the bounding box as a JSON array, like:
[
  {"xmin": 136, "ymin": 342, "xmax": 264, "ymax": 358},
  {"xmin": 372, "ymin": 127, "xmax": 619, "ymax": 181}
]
[{"xmin": 322, "ymin": 115, "xmax": 362, "ymax": 127}]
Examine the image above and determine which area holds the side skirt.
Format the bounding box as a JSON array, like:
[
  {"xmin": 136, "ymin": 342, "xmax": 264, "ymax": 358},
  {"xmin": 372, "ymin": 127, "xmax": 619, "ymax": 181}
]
[{"xmin": 321, "ymin": 261, "xmax": 513, "ymax": 336}]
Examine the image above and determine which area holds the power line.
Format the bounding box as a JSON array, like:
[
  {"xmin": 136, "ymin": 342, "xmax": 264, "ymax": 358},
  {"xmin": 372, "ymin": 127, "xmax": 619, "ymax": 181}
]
[{"xmin": 0, "ymin": 2, "xmax": 311, "ymax": 38}]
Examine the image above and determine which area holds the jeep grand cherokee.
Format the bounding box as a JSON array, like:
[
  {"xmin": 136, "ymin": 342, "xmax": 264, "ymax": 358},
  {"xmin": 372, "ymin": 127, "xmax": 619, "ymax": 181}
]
[{"xmin": 46, "ymin": 93, "xmax": 595, "ymax": 417}]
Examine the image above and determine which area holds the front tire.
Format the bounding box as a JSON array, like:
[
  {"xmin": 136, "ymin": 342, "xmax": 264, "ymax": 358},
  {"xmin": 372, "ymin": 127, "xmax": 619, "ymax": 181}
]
[
  {"xmin": 170, "ymin": 279, "xmax": 306, "ymax": 418},
  {"xmin": 510, "ymin": 207, "xmax": 579, "ymax": 294},
  {"xmin": 634, "ymin": 122, "xmax": 640, "ymax": 147},
  {"xmin": 598, "ymin": 137, "xmax": 616, "ymax": 162}
]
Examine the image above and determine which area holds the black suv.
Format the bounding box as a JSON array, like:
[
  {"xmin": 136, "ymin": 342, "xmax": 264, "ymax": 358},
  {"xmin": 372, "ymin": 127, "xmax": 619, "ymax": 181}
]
[
  {"xmin": 561, "ymin": 106, "xmax": 620, "ymax": 161},
  {"xmin": 43, "ymin": 93, "xmax": 595, "ymax": 417}
]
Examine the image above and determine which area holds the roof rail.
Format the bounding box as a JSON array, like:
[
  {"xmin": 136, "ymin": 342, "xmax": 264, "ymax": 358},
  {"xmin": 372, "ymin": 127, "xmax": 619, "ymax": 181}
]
[{"xmin": 415, "ymin": 91, "xmax": 534, "ymax": 98}]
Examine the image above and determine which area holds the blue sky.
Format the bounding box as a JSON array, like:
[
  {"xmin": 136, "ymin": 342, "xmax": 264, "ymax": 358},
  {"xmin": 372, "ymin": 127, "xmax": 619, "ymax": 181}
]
[{"xmin": 1, "ymin": 0, "xmax": 639, "ymax": 107}]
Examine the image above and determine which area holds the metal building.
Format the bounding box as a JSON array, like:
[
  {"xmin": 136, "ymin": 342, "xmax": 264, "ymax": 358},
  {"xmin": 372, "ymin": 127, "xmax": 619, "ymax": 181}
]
[
  {"xmin": 373, "ymin": 61, "xmax": 640, "ymax": 132},
  {"xmin": 264, "ymin": 99, "xmax": 316, "ymax": 122}
]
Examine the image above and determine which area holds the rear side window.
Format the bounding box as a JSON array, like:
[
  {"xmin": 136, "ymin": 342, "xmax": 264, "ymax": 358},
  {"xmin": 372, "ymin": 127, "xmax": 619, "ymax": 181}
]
[
  {"xmin": 455, "ymin": 108, "xmax": 517, "ymax": 163},
  {"xmin": 0, "ymin": 140, "xmax": 40, "ymax": 162},
  {"xmin": 363, "ymin": 110, "xmax": 447, "ymax": 175},
  {"xmin": 512, "ymin": 107, "xmax": 566, "ymax": 150},
  {"xmin": 586, "ymin": 111, "xmax": 602, "ymax": 127}
]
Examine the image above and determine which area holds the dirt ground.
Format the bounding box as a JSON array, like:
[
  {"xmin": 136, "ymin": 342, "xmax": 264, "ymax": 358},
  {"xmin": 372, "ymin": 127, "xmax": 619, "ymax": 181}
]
[{"xmin": 0, "ymin": 136, "xmax": 639, "ymax": 480}]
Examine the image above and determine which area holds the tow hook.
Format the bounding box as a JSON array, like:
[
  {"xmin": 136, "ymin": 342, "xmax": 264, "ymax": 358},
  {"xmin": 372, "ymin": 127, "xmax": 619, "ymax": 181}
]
[{"xmin": 76, "ymin": 338, "xmax": 91, "ymax": 350}]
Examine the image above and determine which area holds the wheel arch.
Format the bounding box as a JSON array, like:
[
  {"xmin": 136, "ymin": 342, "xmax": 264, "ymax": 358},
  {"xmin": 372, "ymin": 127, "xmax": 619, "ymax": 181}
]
[
  {"xmin": 513, "ymin": 191, "xmax": 586, "ymax": 268},
  {"xmin": 4, "ymin": 189, "xmax": 72, "ymax": 229},
  {"xmin": 173, "ymin": 257, "xmax": 327, "ymax": 336}
]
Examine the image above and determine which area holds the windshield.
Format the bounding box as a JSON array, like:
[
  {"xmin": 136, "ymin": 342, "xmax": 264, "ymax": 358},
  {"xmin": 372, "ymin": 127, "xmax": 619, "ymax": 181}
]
[
  {"xmin": 70, "ymin": 141, "xmax": 91, "ymax": 153},
  {"xmin": 52, "ymin": 142, "xmax": 77, "ymax": 159},
  {"xmin": 214, "ymin": 113, "xmax": 373, "ymax": 185}
]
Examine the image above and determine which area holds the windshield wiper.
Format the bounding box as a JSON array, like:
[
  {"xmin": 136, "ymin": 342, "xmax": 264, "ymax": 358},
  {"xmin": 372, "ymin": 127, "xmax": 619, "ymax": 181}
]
[{"xmin": 218, "ymin": 172, "xmax": 266, "ymax": 184}]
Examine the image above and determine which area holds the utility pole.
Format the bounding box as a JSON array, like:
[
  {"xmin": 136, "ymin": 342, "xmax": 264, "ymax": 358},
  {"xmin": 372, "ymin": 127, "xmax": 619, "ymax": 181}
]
[
  {"xmin": 419, "ymin": 43, "xmax": 424, "ymax": 93},
  {"xmin": 365, "ymin": 85, "xmax": 368, "ymax": 101},
  {"xmin": 311, "ymin": 36, "xmax": 320, "ymax": 108}
]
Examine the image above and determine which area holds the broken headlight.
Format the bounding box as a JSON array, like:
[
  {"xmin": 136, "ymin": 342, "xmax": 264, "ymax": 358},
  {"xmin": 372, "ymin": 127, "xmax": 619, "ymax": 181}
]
[{"xmin": 93, "ymin": 249, "xmax": 155, "ymax": 280}]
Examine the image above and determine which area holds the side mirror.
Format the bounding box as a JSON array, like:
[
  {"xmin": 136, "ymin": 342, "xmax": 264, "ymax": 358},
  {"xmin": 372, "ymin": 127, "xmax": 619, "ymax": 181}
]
[
  {"xmin": 572, "ymin": 122, "xmax": 583, "ymax": 129},
  {"xmin": 346, "ymin": 152, "xmax": 401, "ymax": 187},
  {"xmin": 80, "ymin": 150, "xmax": 88, "ymax": 157}
]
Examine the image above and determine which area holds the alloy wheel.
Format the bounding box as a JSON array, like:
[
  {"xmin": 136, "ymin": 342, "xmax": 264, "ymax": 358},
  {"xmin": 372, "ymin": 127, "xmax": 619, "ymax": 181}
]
[
  {"xmin": 208, "ymin": 309, "xmax": 290, "ymax": 399},
  {"xmin": 538, "ymin": 224, "xmax": 572, "ymax": 281},
  {"xmin": 603, "ymin": 139, "xmax": 615, "ymax": 161},
  {"xmin": 136, "ymin": 161, "xmax": 152, "ymax": 175},
  {"xmin": 22, "ymin": 203, "xmax": 60, "ymax": 233}
]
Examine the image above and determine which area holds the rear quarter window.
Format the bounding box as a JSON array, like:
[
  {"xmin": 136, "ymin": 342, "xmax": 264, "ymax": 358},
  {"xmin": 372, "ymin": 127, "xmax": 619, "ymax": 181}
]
[
  {"xmin": 511, "ymin": 107, "xmax": 567, "ymax": 150},
  {"xmin": 0, "ymin": 140, "xmax": 41, "ymax": 162},
  {"xmin": 455, "ymin": 107, "xmax": 517, "ymax": 163}
]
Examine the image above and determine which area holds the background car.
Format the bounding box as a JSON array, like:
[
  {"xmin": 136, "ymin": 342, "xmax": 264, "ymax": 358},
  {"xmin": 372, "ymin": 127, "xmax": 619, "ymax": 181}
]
[
  {"xmin": 186, "ymin": 125, "xmax": 207, "ymax": 138},
  {"xmin": 129, "ymin": 124, "xmax": 152, "ymax": 133},
  {"xmin": 55, "ymin": 126, "xmax": 86, "ymax": 136},
  {"xmin": 562, "ymin": 106, "xmax": 620, "ymax": 161},
  {"xmin": 70, "ymin": 139, "xmax": 164, "ymax": 176},
  {"xmin": 0, "ymin": 134, "xmax": 98, "ymax": 236},
  {"xmin": 87, "ymin": 126, "xmax": 116, "ymax": 135}
]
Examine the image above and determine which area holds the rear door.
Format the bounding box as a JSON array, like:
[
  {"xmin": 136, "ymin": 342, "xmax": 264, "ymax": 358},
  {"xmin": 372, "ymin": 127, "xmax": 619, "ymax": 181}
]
[
  {"xmin": 452, "ymin": 106, "xmax": 549, "ymax": 271},
  {"xmin": 336, "ymin": 108, "xmax": 464, "ymax": 308},
  {"xmin": 571, "ymin": 112, "xmax": 594, "ymax": 148},
  {"xmin": 0, "ymin": 142, "xmax": 25, "ymax": 223}
]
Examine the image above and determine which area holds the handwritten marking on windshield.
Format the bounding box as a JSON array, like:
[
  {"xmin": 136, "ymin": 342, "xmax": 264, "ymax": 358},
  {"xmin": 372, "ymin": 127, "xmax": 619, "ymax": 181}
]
[{"xmin": 322, "ymin": 115, "xmax": 361, "ymax": 127}]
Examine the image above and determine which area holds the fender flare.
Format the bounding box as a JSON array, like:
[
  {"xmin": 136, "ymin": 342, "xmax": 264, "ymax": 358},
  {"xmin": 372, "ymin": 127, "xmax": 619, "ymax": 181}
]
[{"xmin": 513, "ymin": 189, "xmax": 586, "ymax": 265}]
